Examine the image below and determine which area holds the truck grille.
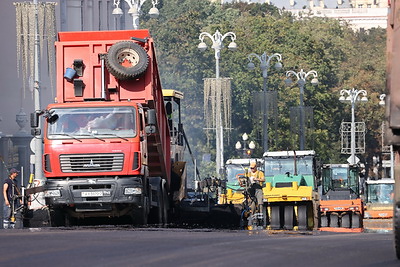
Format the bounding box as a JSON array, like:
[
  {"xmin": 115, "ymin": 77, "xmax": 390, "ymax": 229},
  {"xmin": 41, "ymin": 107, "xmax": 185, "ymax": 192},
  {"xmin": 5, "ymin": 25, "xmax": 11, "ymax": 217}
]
[{"xmin": 60, "ymin": 153, "xmax": 124, "ymax": 173}]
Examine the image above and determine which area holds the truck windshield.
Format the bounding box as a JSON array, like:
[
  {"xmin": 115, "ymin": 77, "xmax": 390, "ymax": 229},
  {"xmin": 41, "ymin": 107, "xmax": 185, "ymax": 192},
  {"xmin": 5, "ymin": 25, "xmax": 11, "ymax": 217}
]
[
  {"xmin": 331, "ymin": 167, "xmax": 349, "ymax": 190},
  {"xmin": 264, "ymin": 156, "xmax": 313, "ymax": 177},
  {"xmin": 226, "ymin": 165, "xmax": 247, "ymax": 184},
  {"xmin": 47, "ymin": 107, "xmax": 136, "ymax": 139},
  {"xmin": 367, "ymin": 183, "xmax": 394, "ymax": 204}
]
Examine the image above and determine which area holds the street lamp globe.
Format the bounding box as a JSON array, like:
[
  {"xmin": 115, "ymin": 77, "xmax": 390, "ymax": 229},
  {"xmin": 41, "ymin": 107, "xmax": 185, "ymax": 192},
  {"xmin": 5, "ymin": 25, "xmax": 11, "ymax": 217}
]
[
  {"xmin": 228, "ymin": 41, "xmax": 237, "ymax": 51},
  {"xmin": 284, "ymin": 77, "xmax": 292, "ymax": 87},
  {"xmin": 249, "ymin": 141, "xmax": 256, "ymax": 150},
  {"xmin": 112, "ymin": 7, "xmax": 123, "ymax": 15},
  {"xmin": 360, "ymin": 96, "xmax": 368, "ymax": 102},
  {"xmin": 149, "ymin": 7, "xmax": 159, "ymax": 18},
  {"xmin": 339, "ymin": 95, "xmax": 346, "ymax": 102},
  {"xmin": 235, "ymin": 141, "xmax": 242, "ymax": 150},
  {"xmin": 274, "ymin": 61, "xmax": 283, "ymax": 70},
  {"xmin": 247, "ymin": 62, "xmax": 255, "ymax": 70},
  {"xmin": 198, "ymin": 42, "xmax": 207, "ymax": 52},
  {"xmin": 242, "ymin": 132, "xmax": 249, "ymax": 141},
  {"xmin": 311, "ymin": 77, "xmax": 319, "ymax": 86}
]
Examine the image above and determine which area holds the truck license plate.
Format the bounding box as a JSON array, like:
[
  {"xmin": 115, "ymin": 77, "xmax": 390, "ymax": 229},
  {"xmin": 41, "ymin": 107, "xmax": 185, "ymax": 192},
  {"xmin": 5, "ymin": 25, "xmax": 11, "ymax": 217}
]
[{"xmin": 81, "ymin": 191, "xmax": 103, "ymax": 197}]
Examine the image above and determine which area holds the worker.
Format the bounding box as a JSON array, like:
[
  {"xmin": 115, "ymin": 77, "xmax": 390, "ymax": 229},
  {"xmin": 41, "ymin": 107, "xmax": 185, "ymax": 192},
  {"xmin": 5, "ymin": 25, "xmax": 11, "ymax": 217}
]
[
  {"xmin": 2, "ymin": 168, "xmax": 21, "ymax": 229},
  {"xmin": 247, "ymin": 162, "xmax": 265, "ymax": 214}
]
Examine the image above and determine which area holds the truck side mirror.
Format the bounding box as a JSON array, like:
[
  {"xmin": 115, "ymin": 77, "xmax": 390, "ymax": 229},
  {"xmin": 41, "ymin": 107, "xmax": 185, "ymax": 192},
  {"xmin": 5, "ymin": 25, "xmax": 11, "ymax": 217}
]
[
  {"xmin": 145, "ymin": 109, "xmax": 157, "ymax": 134},
  {"xmin": 47, "ymin": 113, "xmax": 59, "ymax": 124},
  {"xmin": 147, "ymin": 109, "xmax": 156, "ymax": 125}
]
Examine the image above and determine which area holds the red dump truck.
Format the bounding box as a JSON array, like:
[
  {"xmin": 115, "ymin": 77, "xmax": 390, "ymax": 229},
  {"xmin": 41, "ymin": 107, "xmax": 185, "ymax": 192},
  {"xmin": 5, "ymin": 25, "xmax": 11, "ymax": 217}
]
[{"xmin": 32, "ymin": 30, "xmax": 186, "ymax": 226}]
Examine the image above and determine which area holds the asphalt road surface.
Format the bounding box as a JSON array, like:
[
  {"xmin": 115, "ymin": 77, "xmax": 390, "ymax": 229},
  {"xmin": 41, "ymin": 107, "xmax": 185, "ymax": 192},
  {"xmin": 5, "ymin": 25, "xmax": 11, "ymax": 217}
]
[{"xmin": 0, "ymin": 227, "xmax": 397, "ymax": 267}]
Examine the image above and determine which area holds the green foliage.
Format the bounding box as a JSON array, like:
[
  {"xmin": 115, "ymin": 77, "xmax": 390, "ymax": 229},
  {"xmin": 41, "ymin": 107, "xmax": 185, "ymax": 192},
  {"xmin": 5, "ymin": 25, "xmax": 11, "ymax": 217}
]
[{"xmin": 142, "ymin": 1, "xmax": 386, "ymax": 177}]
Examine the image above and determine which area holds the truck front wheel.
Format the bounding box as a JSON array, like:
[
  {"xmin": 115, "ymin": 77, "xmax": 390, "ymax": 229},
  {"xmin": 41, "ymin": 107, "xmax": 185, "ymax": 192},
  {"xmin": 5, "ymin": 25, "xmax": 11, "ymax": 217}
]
[{"xmin": 49, "ymin": 208, "xmax": 66, "ymax": 227}]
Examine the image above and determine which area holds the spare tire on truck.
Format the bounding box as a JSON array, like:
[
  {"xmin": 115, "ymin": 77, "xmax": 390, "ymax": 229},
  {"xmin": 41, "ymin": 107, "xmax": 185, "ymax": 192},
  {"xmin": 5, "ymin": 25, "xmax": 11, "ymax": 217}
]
[{"xmin": 105, "ymin": 41, "xmax": 149, "ymax": 80}]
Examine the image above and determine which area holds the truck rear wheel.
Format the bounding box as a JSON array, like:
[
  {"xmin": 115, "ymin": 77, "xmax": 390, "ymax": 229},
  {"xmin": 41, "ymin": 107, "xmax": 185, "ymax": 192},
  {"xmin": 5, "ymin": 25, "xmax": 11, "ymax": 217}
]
[{"xmin": 106, "ymin": 41, "xmax": 149, "ymax": 80}]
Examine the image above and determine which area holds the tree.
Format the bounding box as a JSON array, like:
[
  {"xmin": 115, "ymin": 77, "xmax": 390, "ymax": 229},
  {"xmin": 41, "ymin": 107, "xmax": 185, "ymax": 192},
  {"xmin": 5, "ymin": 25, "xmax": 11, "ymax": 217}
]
[{"xmin": 141, "ymin": 1, "xmax": 386, "ymax": 177}]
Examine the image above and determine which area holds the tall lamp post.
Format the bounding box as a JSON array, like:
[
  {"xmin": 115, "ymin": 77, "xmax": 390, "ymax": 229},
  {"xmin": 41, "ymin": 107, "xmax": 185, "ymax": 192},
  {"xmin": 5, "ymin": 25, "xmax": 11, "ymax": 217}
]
[
  {"xmin": 339, "ymin": 88, "xmax": 368, "ymax": 165},
  {"xmin": 379, "ymin": 93, "xmax": 394, "ymax": 179},
  {"xmin": 198, "ymin": 30, "xmax": 237, "ymax": 176},
  {"xmin": 112, "ymin": 0, "xmax": 159, "ymax": 30},
  {"xmin": 198, "ymin": 30, "xmax": 237, "ymax": 79},
  {"xmin": 235, "ymin": 133, "xmax": 256, "ymax": 158},
  {"xmin": 285, "ymin": 69, "xmax": 319, "ymax": 150},
  {"xmin": 247, "ymin": 52, "xmax": 282, "ymax": 152}
]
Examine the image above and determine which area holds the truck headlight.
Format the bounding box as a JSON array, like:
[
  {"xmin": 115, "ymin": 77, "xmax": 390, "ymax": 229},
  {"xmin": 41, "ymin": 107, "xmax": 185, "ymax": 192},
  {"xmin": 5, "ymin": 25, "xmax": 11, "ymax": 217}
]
[
  {"xmin": 44, "ymin": 189, "xmax": 61, "ymax": 197},
  {"xmin": 124, "ymin": 187, "xmax": 142, "ymax": 195}
]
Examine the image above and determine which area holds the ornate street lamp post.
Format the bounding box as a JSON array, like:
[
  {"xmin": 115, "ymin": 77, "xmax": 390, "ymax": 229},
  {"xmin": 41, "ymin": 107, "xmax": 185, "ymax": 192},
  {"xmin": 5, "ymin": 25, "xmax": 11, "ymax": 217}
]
[
  {"xmin": 247, "ymin": 52, "xmax": 282, "ymax": 152},
  {"xmin": 339, "ymin": 88, "xmax": 368, "ymax": 165},
  {"xmin": 112, "ymin": 0, "xmax": 159, "ymax": 30},
  {"xmin": 198, "ymin": 30, "xmax": 237, "ymax": 176},
  {"xmin": 285, "ymin": 69, "xmax": 318, "ymax": 150},
  {"xmin": 235, "ymin": 133, "xmax": 256, "ymax": 158},
  {"xmin": 198, "ymin": 30, "xmax": 237, "ymax": 79}
]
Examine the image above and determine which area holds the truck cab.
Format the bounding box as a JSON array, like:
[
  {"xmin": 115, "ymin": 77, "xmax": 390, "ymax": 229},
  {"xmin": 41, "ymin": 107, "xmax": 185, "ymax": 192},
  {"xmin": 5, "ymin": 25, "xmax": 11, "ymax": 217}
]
[{"xmin": 321, "ymin": 164, "xmax": 360, "ymax": 200}]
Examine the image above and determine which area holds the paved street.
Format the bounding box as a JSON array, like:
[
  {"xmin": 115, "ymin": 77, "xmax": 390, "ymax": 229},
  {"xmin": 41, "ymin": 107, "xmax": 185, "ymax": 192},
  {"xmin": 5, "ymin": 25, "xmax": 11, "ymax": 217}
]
[{"xmin": 0, "ymin": 227, "xmax": 397, "ymax": 267}]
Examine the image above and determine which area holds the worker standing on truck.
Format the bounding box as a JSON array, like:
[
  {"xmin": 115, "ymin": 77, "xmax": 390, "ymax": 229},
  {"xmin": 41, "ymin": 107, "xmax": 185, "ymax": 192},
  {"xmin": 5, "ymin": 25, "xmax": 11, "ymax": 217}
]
[
  {"xmin": 247, "ymin": 162, "xmax": 265, "ymax": 214},
  {"xmin": 2, "ymin": 168, "xmax": 21, "ymax": 229}
]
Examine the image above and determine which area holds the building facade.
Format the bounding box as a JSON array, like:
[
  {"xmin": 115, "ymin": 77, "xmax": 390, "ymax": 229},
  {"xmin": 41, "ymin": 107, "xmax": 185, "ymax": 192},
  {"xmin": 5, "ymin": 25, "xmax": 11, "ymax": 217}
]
[{"xmin": 212, "ymin": 0, "xmax": 389, "ymax": 30}]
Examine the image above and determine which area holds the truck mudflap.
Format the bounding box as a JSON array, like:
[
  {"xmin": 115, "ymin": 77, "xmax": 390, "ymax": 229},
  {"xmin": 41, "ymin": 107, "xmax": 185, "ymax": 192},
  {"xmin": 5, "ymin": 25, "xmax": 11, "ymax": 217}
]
[{"xmin": 44, "ymin": 176, "xmax": 146, "ymax": 219}]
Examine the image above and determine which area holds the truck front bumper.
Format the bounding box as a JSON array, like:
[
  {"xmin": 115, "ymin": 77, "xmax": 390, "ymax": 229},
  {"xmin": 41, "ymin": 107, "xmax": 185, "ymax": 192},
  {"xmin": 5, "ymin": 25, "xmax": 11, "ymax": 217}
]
[{"xmin": 44, "ymin": 176, "xmax": 144, "ymax": 216}]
